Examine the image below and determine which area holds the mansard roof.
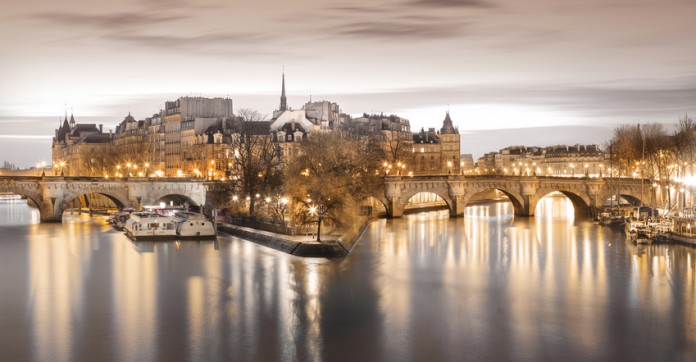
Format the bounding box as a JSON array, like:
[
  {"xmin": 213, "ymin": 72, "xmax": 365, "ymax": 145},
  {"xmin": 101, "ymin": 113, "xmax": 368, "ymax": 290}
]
[
  {"xmin": 243, "ymin": 121, "xmax": 271, "ymax": 135},
  {"xmin": 70, "ymin": 124, "xmax": 100, "ymax": 137},
  {"xmin": 227, "ymin": 119, "xmax": 271, "ymax": 135},
  {"xmin": 76, "ymin": 133, "xmax": 112, "ymax": 144},
  {"xmin": 413, "ymin": 133, "xmax": 440, "ymax": 143}
]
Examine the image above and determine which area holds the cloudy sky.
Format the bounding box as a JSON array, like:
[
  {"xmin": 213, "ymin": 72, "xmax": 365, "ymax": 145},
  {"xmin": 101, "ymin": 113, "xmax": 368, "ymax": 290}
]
[{"xmin": 1, "ymin": 0, "xmax": 695, "ymax": 167}]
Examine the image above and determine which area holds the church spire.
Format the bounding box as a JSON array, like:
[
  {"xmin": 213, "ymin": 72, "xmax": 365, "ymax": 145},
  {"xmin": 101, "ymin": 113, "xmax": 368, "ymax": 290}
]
[
  {"xmin": 280, "ymin": 71, "xmax": 287, "ymax": 112},
  {"xmin": 69, "ymin": 108, "xmax": 75, "ymax": 129},
  {"xmin": 441, "ymin": 110, "xmax": 456, "ymax": 134}
]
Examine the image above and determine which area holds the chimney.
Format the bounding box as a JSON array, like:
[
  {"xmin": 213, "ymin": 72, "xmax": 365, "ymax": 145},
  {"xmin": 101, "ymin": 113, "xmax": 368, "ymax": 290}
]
[{"xmin": 99, "ymin": 124, "xmax": 103, "ymax": 133}]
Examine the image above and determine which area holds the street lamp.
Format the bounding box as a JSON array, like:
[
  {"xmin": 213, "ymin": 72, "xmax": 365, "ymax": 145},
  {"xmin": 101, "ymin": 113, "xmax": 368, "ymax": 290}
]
[
  {"xmin": 447, "ymin": 161, "xmax": 453, "ymax": 174},
  {"xmin": 36, "ymin": 161, "xmax": 46, "ymax": 176},
  {"xmin": 310, "ymin": 203, "xmax": 327, "ymax": 243}
]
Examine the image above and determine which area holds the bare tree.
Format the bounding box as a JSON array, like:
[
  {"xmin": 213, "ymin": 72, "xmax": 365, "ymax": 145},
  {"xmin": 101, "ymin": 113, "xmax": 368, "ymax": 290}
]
[
  {"xmin": 284, "ymin": 131, "xmax": 384, "ymax": 229},
  {"xmin": 674, "ymin": 115, "xmax": 696, "ymax": 178},
  {"xmin": 228, "ymin": 109, "xmax": 282, "ymax": 216}
]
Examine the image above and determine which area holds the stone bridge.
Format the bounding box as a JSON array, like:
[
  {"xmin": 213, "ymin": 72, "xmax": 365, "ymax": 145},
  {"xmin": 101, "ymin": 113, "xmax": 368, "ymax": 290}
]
[
  {"xmin": 0, "ymin": 176, "xmax": 225, "ymax": 222},
  {"xmin": 377, "ymin": 175, "xmax": 664, "ymax": 218}
]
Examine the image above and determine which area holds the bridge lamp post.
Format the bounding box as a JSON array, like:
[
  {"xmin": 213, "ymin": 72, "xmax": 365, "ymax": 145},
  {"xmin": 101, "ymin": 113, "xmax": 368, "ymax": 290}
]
[
  {"xmin": 599, "ymin": 164, "xmax": 604, "ymax": 177},
  {"xmin": 58, "ymin": 161, "xmax": 66, "ymax": 176},
  {"xmin": 36, "ymin": 161, "xmax": 46, "ymax": 176},
  {"xmin": 584, "ymin": 164, "xmax": 589, "ymax": 177},
  {"xmin": 569, "ymin": 163, "xmax": 575, "ymax": 177}
]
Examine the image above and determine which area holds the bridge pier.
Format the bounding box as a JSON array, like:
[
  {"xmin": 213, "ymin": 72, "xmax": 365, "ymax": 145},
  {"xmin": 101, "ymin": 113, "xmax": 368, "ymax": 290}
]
[
  {"xmin": 387, "ymin": 198, "xmax": 404, "ymax": 218},
  {"xmin": 449, "ymin": 195, "xmax": 465, "ymax": 217}
]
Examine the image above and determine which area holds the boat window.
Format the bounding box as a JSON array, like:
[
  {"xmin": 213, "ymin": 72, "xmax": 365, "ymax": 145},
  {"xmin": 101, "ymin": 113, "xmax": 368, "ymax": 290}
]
[
  {"xmin": 150, "ymin": 223, "xmax": 159, "ymax": 228},
  {"xmin": 190, "ymin": 223, "xmax": 194, "ymax": 226}
]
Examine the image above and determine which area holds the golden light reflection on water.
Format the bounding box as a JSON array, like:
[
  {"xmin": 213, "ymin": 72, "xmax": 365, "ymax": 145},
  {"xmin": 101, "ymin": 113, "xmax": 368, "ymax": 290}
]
[{"xmin": 3, "ymin": 199, "xmax": 696, "ymax": 361}]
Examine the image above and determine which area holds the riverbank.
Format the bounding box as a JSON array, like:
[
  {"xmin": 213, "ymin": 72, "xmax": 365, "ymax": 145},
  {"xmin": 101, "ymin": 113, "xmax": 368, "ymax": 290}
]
[{"xmin": 217, "ymin": 218, "xmax": 371, "ymax": 258}]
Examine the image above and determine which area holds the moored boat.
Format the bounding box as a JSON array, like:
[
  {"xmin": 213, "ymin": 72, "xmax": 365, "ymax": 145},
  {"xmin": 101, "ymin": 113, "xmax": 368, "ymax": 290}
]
[
  {"xmin": 599, "ymin": 208, "xmax": 626, "ymax": 228},
  {"xmin": 107, "ymin": 208, "xmax": 135, "ymax": 230},
  {"xmin": 173, "ymin": 211, "xmax": 216, "ymax": 238},
  {"xmin": 123, "ymin": 212, "xmax": 177, "ymax": 241}
]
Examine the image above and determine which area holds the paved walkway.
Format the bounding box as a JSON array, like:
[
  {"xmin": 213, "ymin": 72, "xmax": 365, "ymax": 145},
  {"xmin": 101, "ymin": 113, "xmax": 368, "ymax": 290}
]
[{"xmin": 219, "ymin": 223, "xmax": 342, "ymax": 244}]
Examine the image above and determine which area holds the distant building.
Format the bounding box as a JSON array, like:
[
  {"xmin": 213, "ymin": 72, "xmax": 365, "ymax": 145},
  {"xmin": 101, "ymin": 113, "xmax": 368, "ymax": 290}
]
[
  {"xmin": 162, "ymin": 96, "xmax": 235, "ymax": 176},
  {"xmin": 542, "ymin": 144, "xmax": 606, "ymax": 177},
  {"xmin": 411, "ymin": 112, "xmax": 461, "ymax": 174},
  {"xmin": 304, "ymin": 100, "xmax": 345, "ymax": 130},
  {"xmin": 476, "ymin": 144, "xmax": 607, "ymax": 176},
  {"xmin": 460, "ymin": 154, "xmax": 475, "ymax": 171},
  {"xmin": 52, "ymin": 112, "xmax": 112, "ymax": 176},
  {"xmin": 475, "ymin": 152, "xmax": 497, "ymax": 173}
]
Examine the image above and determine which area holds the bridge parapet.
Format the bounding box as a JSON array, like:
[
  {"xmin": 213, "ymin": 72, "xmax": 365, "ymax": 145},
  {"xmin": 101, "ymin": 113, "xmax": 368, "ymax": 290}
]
[
  {"xmin": 0, "ymin": 176, "xmax": 216, "ymax": 222},
  {"xmin": 381, "ymin": 175, "xmax": 663, "ymax": 218}
]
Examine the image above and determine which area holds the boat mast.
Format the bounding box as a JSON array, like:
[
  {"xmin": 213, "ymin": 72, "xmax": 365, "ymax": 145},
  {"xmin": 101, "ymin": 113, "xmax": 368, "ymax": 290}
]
[
  {"xmin": 639, "ymin": 124, "xmax": 644, "ymax": 214},
  {"xmin": 610, "ymin": 141, "xmax": 614, "ymax": 208}
]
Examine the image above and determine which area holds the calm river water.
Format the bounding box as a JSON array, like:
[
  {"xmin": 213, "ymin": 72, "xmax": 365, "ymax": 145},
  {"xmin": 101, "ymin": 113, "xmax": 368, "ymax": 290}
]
[{"xmin": 1, "ymin": 196, "xmax": 695, "ymax": 362}]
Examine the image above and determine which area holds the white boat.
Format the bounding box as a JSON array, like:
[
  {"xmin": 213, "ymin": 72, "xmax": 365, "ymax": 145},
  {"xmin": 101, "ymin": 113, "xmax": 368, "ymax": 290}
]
[
  {"xmin": 107, "ymin": 208, "xmax": 135, "ymax": 230},
  {"xmin": 173, "ymin": 211, "xmax": 216, "ymax": 238},
  {"xmin": 123, "ymin": 212, "xmax": 177, "ymax": 241}
]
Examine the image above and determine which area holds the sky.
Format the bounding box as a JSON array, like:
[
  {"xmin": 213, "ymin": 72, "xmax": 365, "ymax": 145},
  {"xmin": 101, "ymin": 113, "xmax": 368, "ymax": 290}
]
[{"xmin": 1, "ymin": 0, "xmax": 695, "ymax": 167}]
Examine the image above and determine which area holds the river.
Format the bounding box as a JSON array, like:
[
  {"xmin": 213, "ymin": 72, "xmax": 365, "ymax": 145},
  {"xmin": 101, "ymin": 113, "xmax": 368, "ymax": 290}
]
[{"xmin": 0, "ymin": 196, "xmax": 694, "ymax": 361}]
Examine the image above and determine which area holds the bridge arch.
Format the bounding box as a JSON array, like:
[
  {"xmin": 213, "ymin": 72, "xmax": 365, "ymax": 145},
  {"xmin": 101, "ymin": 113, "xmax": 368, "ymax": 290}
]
[
  {"xmin": 143, "ymin": 193, "xmax": 201, "ymax": 209},
  {"xmin": 400, "ymin": 189, "xmax": 455, "ymax": 216},
  {"xmin": 531, "ymin": 189, "xmax": 592, "ymax": 218},
  {"xmin": 601, "ymin": 191, "xmax": 644, "ymax": 207},
  {"xmin": 56, "ymin": 191, "xmax": 130, "ymax": 220},
  {"xmin": 361, "ymin": 195, "xmax": 389, "ymax": 216},
  {"xmin": 0, "ymin": 183, "xmax": 53, "ymax": 222},
  {"xmin": 462, "ymin": 187, "xmax": 526, "ymax": 216}
]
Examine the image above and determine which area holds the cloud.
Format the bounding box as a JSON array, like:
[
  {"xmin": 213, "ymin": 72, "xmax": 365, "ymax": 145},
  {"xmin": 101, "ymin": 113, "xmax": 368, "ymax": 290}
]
[
  {"xmin": 317, "ymin": 78, "xmax": 696, "ymax": 122},
  {"xmin": 335, "ymin": 19, "xmax": 465, "ymax": 40},
  {"xmin": 33, "ymin": 11, "xmax": 183, "ymax": 29},
  {"xmin": 106, "ymin": 31, "xmax": 270, "ymax": 49},
  {"xmin": 408, "ymin": 0, "xmax": 493, "ymax": 8}
]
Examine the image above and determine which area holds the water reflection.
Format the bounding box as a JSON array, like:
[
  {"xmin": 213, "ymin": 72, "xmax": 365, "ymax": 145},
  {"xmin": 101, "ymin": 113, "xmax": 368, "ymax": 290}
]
[
  {"xmin": 0, "ymin": 200, "xmax": 39, "ymax": 225},
  {"xmin": 0, "ymin": 197, "xmax": 695, "ymax": 361}
]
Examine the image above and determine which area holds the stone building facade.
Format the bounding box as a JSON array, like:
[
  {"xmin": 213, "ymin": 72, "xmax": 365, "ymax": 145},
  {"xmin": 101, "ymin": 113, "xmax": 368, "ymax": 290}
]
[
  {"xmin": 475, "ymin": 144, "xmax": 607, "ymax": 176},
  {"xmin": 411, "ymin": 112, "xmax": 461, "ymax": 174}
]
